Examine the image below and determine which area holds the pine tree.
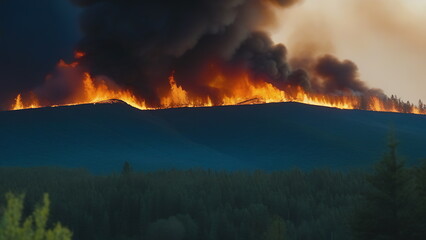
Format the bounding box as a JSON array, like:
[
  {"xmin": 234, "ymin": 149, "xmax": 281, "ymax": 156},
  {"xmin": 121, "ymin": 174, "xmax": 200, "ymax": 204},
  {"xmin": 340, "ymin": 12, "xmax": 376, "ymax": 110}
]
[
  {"xmin": 352, "ymin": 135, "xmax": 415, "ymax": 240},
  {"xmin": 418, "ymin": 100, "xmax": 424, "ymax": 111},
  {"xmin": 121, "ymin": 161, "xmax": 133, "ymax": 176}
]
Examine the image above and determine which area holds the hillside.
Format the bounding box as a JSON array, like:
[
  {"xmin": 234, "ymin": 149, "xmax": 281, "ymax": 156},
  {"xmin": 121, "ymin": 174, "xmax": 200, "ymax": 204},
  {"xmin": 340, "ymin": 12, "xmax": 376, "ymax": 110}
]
[{"xmin": 0, "ymin": 102, "xmax": 425, "ymax": 172}]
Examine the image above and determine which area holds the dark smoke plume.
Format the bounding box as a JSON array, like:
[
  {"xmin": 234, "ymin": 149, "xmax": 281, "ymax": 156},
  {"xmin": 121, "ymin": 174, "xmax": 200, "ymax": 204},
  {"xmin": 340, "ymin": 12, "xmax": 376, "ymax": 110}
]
[
  {"xmin": 70, "ymin": 0, "xmax": 306, "ymax": 105},
  {"xmin": 70, "ymin": 0, "xmax": 389, "ymax": 107},
  {"xmin": 314, "ymin": 55, "xmax": 368, "ymax": 94}
]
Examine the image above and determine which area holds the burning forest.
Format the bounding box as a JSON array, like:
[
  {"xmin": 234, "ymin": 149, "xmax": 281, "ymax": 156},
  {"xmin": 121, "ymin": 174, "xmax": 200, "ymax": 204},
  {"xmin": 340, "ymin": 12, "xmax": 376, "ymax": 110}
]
[{"xmin": 9, "ymin": 0, "xmax": 426, "ymax": 114}]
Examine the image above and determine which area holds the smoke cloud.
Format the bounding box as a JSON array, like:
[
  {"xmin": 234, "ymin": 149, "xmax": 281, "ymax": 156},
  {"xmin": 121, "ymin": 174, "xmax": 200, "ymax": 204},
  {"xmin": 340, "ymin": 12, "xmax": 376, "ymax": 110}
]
[
  {"xmin": 69, "ymin": 0, "xmax": 380, "ymax": 106},
  {"xmin": 314, "ymin": 55, "xmax": 367, "ymax": 94},
  {"xmin": 7, "ymin": 0, "xmax": 420, "ymax": 112},
  {"xmin": 71, "ymin": 0, "xmax": 298, "ymax": 105},
  {"xmin": 272, "ymin": 0, "xmax": 426, "ymax": 104}
]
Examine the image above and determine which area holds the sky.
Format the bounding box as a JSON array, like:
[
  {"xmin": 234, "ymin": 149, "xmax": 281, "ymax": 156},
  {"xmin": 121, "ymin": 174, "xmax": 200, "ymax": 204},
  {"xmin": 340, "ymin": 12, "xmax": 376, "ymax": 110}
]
[
  {"xmin": 0, "ymin": 0, "xmax": 425, "ymax": 108},
  {"xmin": 271, "ymin": 0, "xmax": 426, "ymax": 103},
  {"xmin": 0, "ymin": 0, "xmax": 80, "ymax": 107}
]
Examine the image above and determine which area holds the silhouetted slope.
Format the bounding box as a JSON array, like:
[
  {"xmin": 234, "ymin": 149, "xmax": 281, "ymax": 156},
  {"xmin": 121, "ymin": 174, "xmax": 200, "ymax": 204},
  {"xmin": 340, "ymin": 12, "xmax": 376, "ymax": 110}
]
[{"xmin": 0, "ymin": 103, "xmax": 425, "ymax": 172}]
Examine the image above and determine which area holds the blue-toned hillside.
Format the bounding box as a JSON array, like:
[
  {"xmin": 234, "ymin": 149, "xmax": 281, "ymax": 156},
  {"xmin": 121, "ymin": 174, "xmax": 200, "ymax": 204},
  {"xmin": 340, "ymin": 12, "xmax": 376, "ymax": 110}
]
[{"xmin": 0, "ymin": 102, "xmax": 425, "ymax": 173}]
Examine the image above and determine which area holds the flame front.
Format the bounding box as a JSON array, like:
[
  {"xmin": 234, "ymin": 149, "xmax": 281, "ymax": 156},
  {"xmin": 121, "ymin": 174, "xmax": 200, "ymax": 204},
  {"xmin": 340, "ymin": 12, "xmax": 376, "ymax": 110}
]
[
  {"xmin": 80, "ymin": 73, "xmax": 148, "ymax": 110},
  {"xmin": 12, "ymin": 60, "xmax": 148, "ymax": 111},
  {"xmin": 10, "ymin": 56, "xmax": 426, "ymax": 115},
  {"xmin": 160, "ymin": 73, "xmax": 213, "ymax": 108}
]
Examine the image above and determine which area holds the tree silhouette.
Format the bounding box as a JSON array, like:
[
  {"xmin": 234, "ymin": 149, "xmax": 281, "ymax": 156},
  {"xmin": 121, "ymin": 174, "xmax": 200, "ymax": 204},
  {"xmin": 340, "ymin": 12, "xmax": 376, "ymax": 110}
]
[
  {"xmin": 121, "ymin": 161, "xmax": 133, "ymax": 176},
  {"xmin": 352, "ymin": 135, "xmax": 416, "ymax": 240}
]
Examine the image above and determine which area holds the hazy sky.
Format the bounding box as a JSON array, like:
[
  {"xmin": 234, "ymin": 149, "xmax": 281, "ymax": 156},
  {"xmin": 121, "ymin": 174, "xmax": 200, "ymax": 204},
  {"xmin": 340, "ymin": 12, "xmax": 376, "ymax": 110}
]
[{"xmin": 272, "ymin": 0, "xmax": 426, "ymax": 103}]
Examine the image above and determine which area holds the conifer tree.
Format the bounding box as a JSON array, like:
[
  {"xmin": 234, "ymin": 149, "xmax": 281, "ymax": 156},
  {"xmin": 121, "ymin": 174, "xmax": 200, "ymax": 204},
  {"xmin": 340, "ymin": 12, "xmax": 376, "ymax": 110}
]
[
  {"xmin": 352, "ymin": 135, "xmax": 415, "ymax": 240},
  {"xmin": 121, "ymin": 161, "xmax": 133, "ymax": 176}
]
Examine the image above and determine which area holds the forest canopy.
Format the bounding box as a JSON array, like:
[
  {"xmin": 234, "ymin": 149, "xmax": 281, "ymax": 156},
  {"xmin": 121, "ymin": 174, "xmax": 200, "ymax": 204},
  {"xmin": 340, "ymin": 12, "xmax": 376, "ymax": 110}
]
[{"xmin": 0, "ymin": 141, "xmax": 425, "ymax": 240}]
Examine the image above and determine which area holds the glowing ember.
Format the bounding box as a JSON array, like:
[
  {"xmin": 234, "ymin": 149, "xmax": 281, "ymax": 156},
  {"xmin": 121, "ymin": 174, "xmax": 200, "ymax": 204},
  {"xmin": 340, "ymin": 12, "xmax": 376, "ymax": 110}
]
[{"xmin": 74, "ymin": 51, "xmax": 85, "ymax": 59}]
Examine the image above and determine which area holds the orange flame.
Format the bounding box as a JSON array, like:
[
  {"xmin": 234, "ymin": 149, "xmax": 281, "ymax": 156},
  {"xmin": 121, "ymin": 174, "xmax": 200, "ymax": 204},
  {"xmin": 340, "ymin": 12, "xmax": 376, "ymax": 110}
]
[
  {"xmin": 9, "ymin": 57, "xmax": 426, "ymax": 115},
  {"xmin": 12, "ymin": 60, "xmax": 147, "ymax": 111},
  {"xmin": 12, "ymin": 94, "xmax": 40, "ymax": 110},
  {"xmin": 80, "ymin": 73, "xmax": 148, "ymax": 110},
  {"xmin": 12, "ymin": 94, "xmax": 24, "ymax": 111},
  {"xmin": 160, "ymin": 73, "xmax": 213, "ymax": 108}
]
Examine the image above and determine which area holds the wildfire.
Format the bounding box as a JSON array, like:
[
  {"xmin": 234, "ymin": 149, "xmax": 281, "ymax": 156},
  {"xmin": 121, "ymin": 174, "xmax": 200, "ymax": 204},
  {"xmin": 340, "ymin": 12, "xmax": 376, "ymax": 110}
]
[
  {"xmin": 160, "ymin": 73, "xmax": 213, "ymax": 108},
  {"xmin": 9, "ymin": 56, "xmax": 426, "ymax": 115},
  {"xmin": 12, "ymin": 94, "xmax": 40, "ymax": 111},
  {"xmin": 80, "ymin": 73, "xmax": 148, "ymax": 110}
]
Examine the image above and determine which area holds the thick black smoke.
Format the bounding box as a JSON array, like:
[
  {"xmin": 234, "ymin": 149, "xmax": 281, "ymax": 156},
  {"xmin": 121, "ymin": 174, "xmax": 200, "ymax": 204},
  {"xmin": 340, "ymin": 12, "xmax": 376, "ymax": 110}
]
[
  {"xmin": 71, "ymin": 0, "xmax": 384, "ymax": 106},
  {"xmin": 314, "ymin": 55, "xmax": 368, "ymax": 94},
  {"xmin": 289, "ymin": 54, "xmax": 385, "ymax": 96},
  {"xmin": 71, "ymin": 0, "xmax": 305, "ymax": 105}
]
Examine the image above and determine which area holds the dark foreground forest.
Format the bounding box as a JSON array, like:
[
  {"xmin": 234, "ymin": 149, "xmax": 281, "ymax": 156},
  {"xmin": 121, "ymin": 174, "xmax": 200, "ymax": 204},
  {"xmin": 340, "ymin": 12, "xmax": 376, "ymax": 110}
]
[{"xmin": 0, "ymin": 143, "xmax": 425, "ymax": 240}]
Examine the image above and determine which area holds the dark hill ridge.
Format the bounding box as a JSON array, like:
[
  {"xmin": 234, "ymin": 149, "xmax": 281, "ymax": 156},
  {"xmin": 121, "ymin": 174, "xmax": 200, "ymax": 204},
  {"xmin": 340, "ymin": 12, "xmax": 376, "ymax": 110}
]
[{"xmin": 0, "ymin": 102, "xmax": 425, "ymax": 173}]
